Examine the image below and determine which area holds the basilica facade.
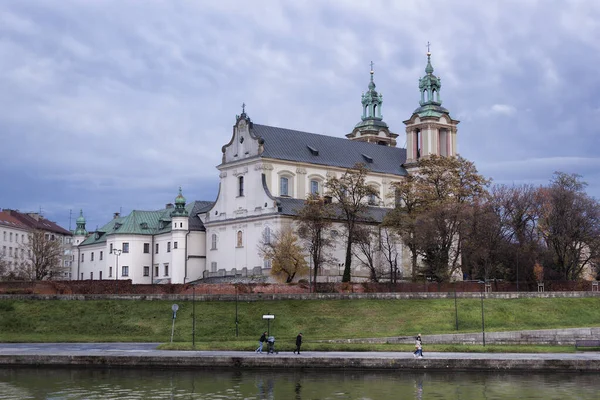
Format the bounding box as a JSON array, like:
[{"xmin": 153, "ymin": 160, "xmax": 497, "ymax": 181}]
[{"xmin": 73, "ymin": 52, "xmax": 459, "ymax": 284}]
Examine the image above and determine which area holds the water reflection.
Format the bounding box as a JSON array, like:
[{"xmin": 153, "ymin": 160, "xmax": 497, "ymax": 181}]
[{"xmin": 0, "ymin": 367, "xmax": 599, "ymax": 399}]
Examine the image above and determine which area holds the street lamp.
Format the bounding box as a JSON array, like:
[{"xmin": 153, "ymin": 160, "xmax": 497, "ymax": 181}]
[
  {"xmin": 113, "ymin": 248, "xmax": 121, "ymax": 293},
  {"xmin": 478, "ymin": 280, "xmax": 486, "ymax": 346}
]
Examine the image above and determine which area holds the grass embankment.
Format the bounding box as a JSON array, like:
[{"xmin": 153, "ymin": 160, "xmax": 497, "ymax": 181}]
[{"xmin": 0, "ymin": 297, "xmax": 598, "ymax": 352}]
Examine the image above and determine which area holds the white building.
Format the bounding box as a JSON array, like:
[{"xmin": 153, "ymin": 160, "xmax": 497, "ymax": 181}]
[{"xmin": 74, "ymin": 53, "xmax": 459, "ymax": 284}]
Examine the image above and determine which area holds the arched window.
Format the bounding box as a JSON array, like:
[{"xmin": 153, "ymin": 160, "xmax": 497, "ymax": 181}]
[
  {"xmin": 236, "ymin": 230, "xmax": 243, "ymax": 248},
  {"xmin": 264, "ymin": 226, "xmax": 271, "ymax": 244},
  {"xmin": 238, "ymin": 176, "xmax": 244, "ymax": 197},
  {"xmin": 211, "ymin": 233, "xmax": 217, "ymax": 250}
]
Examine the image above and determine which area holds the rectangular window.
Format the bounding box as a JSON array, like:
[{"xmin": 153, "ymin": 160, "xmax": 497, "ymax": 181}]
[
  {"xmin": 211, "ymin": 261, "xmax": 217, "ymax": 272},
  {"xmin": 9, "ymin": 232, "xmax": 12, "ymax": 242},
  {"xmin": 91, "ymin": 252, "xmax": 94, "ymax": 261},
  {"xmin": 264, "ymin": 259, "xmax": 272, "ymax": 269},
  {"xmin": 143, "ymin": 243, "xmax": 150, "ymax": 253},
  {"xmin": 122, "ymin": 266, "xmax": 129, "ymax": 277},
  {"xmin": 81, "ymin": 253, "xmax": 84, "ymax": 262},
  {"xmin": 280, "ymin": 177, "xmax": 289, "ymax": 196},
  {"xmin": 154, "ymin": 265, "xmax": 159, "ymax": 277},
  {"xmin": 2, "ymin": 232, "xmax": 5, "ymax": 241},
  {"xmin": 155, "ymin": 243, "xmax": 159, "ymax": 254},
  {"xmin": 100, "ymin": 251, "xmax": 103, "ymax": 261},
  {"xmin": 238, "ymin": 176, "xmax": 244, "ymax": 196},
  {"xmin": 122, "ymin": 242, "xmax": 129, "ymax": 253},
  {"xmin": 99, "ymin": 271, "xmax": 103, "ymax": 280},
  {"xmin": 20, "ymin": 249, "xmax": 24, "ymax": 259},
  {"xmin": 15, "ymin": 234, "xmax": 18, "ymax": 243},
  {"xmin": 90, "ymin": 272, "xmax": 93, "ymax": 280},
  {"xmin": 310, "ymin": 180, "xmax": 319, "ymax": 195},
  {"xmin": 173, "ymin": 241, "xmax": 178, "ymax": 249},
  {"xmin": 9, "ymin": 247, "xmax": 12, "ymax": 257},
  {"xmin": 164, "ymin": 264, "xmax": 169, "ymax": 276},
  {"xmin": 211, "ymin": 234, "xmax": 217, "ymax": 250},
  {"xmin": 109, "ymin": 267, "xmax": 113, "ymax": 277},
  {"xmin": 110, "ymin": 243, "xmax": 113, "ymax": 253},
  {"xmin": 2, "ymin": 246, "xmax": 5, "ymax": 256},
  {"xmin": 143, "ymin": 266, "xmax": 150, "ymax": 276},
  {"xmin": 167, "ymin": 242, "xmax": 171, "ymax": 253},
  {"xmin": 22, "ymin": 234, "xmax": 25, "ymax": 243}
]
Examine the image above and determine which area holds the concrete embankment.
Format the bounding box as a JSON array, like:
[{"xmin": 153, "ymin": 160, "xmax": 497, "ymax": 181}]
[{"xmin": 1, "ymin": 347, "xmax": 599, "ymax": 371}]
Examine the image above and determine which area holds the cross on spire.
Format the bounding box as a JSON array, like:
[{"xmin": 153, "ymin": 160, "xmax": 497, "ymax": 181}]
[
  {"xmin": 370, "ymin": 61, "xmax": 374, "ymax": 72},
  {"xmin": 426, "ymin": 41, "xmax": 431, "ymax": 54},
  {"xmin": 241, "ymin": 102, "xmax": 246, "ymax": 114}
]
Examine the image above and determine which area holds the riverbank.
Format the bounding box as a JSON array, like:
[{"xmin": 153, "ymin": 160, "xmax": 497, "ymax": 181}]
[{"xmin": 0, "ymin": 343, "xmax": 598, "ymax": 371}]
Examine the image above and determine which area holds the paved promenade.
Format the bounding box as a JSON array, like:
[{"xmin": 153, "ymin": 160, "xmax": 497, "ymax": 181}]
[{"xmin": 0, "ymin": 343, "xmax": 599, "ymax": 371}]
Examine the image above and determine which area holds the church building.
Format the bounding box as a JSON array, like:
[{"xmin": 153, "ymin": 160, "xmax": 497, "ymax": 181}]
[{"xmin": 73, "ymin": 51, "xmax": 459, "ymax": 284}]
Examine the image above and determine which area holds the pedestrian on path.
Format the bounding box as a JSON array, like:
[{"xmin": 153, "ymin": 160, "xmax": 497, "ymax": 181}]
[
  {"xmin": 413, "ymin": 334, "xmax": 423, "ymax": 358},
  {"xmin": 293, "ymin": 332, "xmax": 303, "ymax": 354},
  {"xmin": 256, "ymin": 331, "xmax": 267, "ymax": 353}
]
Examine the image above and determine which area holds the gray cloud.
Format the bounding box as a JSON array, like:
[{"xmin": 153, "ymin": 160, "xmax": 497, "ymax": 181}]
[{"xmin": 1, "ymin": 0, "xmax": 599, "ymax": 229}]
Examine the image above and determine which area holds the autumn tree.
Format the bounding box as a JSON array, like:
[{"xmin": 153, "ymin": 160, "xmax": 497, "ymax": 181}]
[
  {"xmin": 325, "ymin": 163, "xmax": 379, "ymax": 282},
  {"xmin": 537, "ymin": 172, "xmax": 600, "ymax": 280},
  {"xmin": 384, "ymin": 174, "xmax": 424, "ymax": 280},
  {"xmin": 18, "ymin": 230, "xmax": 64, "ymax": 280},
  {"xmin": 258, "ymin": 225, "xmax": 308, "ymax": 283},
  {"xmin": 296, "ymin": 194, "xmax": 335, "ymax": 291},
  {"xmin": 379, "ymin": 227, "xmax": 401, "ymax": 283}
]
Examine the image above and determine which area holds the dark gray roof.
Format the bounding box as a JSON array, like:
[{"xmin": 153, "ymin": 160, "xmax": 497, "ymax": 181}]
[
  {"xmin": 275, "ymin": 197, "xmax": 390, "ymax": 224},
  {"xmin": 189, "ymin": 201, "xmax": 215, "ymax": 231},
  {"xmin": 253, "ymin": 124, "xmax": 408, "ymax": 176}
]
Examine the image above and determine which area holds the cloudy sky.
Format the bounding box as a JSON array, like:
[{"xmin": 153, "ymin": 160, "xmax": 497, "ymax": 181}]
[{"xmin": 1, "ymin": 0, "xmax": 599, "ymax": 231}]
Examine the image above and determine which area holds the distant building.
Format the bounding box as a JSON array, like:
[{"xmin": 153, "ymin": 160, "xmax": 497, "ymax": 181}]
[
  {"xmin": 0, "ymin": 209, "xmax": 73, "ymax": 279},
  {"xmin": 74, "ymin": 52, "xmax": 460, "ymax": 284}
]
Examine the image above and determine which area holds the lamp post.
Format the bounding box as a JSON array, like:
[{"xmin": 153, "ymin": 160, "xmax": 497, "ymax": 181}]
[
  {"xmin": 235, "ymin": 284, "xmax": 239, "ymax": 337},
  {"xmin": 478, "ymin": 280, "xmax": 485, "ymax": 346},
  {"xmin": 113, "ymin": 248, "xmax": 121, "ymax": 294}
]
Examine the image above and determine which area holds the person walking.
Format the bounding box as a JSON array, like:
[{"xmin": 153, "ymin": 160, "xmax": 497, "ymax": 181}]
[
  {"xmin": 293, "ymin": 332, "xmax": 303, "ymax": 354},
  {"xmin": 413, "ymin": 334, "xmax": 423, "ymax": 358},
  {"xmin": 256, "ymin": 331, "xmax": 267, "ymax": 353}
]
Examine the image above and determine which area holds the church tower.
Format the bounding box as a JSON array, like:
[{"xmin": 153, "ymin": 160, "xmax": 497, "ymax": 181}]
[
  {"xmin": 346, "ymin": 62, "xmax": 398, "ymax": 146},
  {"xmin": 403, "ymin": 49, "xmax": 459, "ymax": 165},
  {"xmin": 73, "ymin": 209, "xmax": 87, "ymax": 246},
  {"xmin": 171, "ymin": 187, "xmax": 189, "ymax": 283}
]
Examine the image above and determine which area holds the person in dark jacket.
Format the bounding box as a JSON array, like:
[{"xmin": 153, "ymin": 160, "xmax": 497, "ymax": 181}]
[
  {"xmin": 256, "ymin": 331, "xmax": 267, "ymax": 353},
  {"xmin": 293, "ymin": 332, "xmax": 303, "ymax": 354}
]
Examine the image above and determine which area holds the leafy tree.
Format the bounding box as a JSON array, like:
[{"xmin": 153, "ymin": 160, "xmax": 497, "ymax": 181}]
[
  {"xmin": 18, "ymin": 230, "xmax": 64, "ymax": 280},
  {"xmin": 258, "ymin": 225, "xmax": 308, "ymax": 283},
  {"xmin": 296, "ymin": 194, "xmax": 335, "ymax": 291},
  {"xmin": 384, "ymin": 174, "xmax": 424, "ymax": 280},
  {"xmin": 325, "ymin": 163, "xmax": 378, "ymax": 282}
]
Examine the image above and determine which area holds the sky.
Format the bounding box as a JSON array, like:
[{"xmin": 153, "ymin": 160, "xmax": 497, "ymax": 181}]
[{"xmin": 1, "ymin": 0, "xmax": 599, "ymax": 232}]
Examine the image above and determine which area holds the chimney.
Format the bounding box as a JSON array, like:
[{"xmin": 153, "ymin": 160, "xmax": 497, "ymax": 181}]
[
  {"xmin": 166, "ymin": 203, "xmax": 174, "ymax": 209},
  {"xmin": 113, "ymin": 212, "xmax": 120, "ymax": 219}
]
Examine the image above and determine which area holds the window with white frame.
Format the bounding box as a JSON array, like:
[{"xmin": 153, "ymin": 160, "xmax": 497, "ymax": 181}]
[
  {"xmin": 310, "ymin": 180, "xmax": 320, "ymax": 195},
  {"xmin": 122, "ymin": 266, "xmax": 129, "ymax": 277},
  {"xmin": 264, "ymin": 226, "xmax": 271, "ymax": 244},
  {"xmin": 238, "ymin": 176, "xmax": 244, "ymax": 197},
  {"xmin": 211, "ymin": 234, "xmax": 217, "ymax": 250},
  {"xmin": 91, "ymin": 252, "xmax": 94, "ymax": 261},
  {"xmin": 164, "ymin": 264, "xmax": 169, "ymax": 276},
  {"xmin": 109, "ymin": 267, "xmax": 113, "ymax": 277},
  {"xmin": 122, "ymin": 242, "xmax": 130, "ymax": 253},
  {"xmin": 143, "ymin": 266, "xmax": 150, "ymax": 276},
  {"xmin": 100, "ymin": 251, "xmax": 103, "ymax": 260},
  {"xmin": 280, "ymin": 176, "xmax": 290, "ymax": 196},
  {"xmin": 167, "ymin": 242, "xmax": 171, "ymax": 252},
  {"xmin": 211, "ymin": 261, "xmax": 217, "ymax": 272},
  {"xmin": 173, "ymin": 241, "xmax": 178, "ymax": 249}
]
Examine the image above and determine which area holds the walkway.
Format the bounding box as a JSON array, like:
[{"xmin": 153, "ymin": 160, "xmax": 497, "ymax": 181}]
[{"xmin": 0, "ymin": 343, "xmax": 599, "ymax": 371}]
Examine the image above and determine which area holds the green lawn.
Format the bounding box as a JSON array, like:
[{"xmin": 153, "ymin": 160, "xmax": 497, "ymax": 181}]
[{"xmin": 0, "ymin": 297, "xmax": 599, "ymax": 349}]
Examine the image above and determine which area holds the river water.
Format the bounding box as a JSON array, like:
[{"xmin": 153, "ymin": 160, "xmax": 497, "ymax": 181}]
[{"xmin": 0, "ymin": 367, "xmax": 598, "ymax": 399}]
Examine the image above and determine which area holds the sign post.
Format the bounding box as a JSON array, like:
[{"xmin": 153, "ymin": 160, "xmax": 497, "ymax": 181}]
[
  {"xmin": 262, "ymin": 314, "xmax": 275, "ymax": 336},
  {"xmin": 170, "ymin": 304, "xmax": 179, "ymax": 344}
]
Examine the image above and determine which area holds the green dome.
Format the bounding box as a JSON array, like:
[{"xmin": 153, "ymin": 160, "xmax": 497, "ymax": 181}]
[
  {"xmin": 175, "ymin": 187, "xmax": 186, "ymax": 205},
  {"xmin": 76, "ymin": 209, "xmax": 86, "ymax": 224}
]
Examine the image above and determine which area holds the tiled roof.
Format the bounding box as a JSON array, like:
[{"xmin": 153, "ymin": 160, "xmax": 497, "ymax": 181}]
[
  {"xmin": 253, "ymin": 124, "xmax": 408, "ymax": 176},
  {"xmin": 0, "ymin": 211, "xmax": 29, "ymax": 230},
  {"xmin": 1, "ymin": 209, "xmax": 71, "ymax": 235},
  {"xmin": 79, "ymin": 201, "xmax": 214, "ymax": 247},
  {"xmin": 275, "ymin": 197, "xmax": 390, "ymax": 224}
]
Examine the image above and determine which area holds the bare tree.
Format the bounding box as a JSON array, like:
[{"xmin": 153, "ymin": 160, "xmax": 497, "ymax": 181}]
[
  {"xmin": 18, "ymin": 230, "xmax": 63, "ymax": 280},
  {"xmin": 325, "ymin": 163, "xmax": 379, "ymax": 282},
  {"xmin": 258, "ymin": 225, "xmax": 308, "ymax": 283},
  {"xmin": 296, "ymin": 194, "xmax": 335, "ymax": 291},
  {"xmin": 380, "ymin": 227, "xmax": 401, "ymax": 283},
  {"xmin": 538, "ymin": 172, "xmax": 600, "ymax": 280},
  {"xmin": 352, "ymin": 225, "xmax": 381, "ymax": 282}
]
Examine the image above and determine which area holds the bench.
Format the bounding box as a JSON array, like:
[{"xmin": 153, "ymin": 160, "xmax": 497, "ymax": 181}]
[{"xmin": 575, "ymin": 339, "xmax": 600, "ymax": 349}]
